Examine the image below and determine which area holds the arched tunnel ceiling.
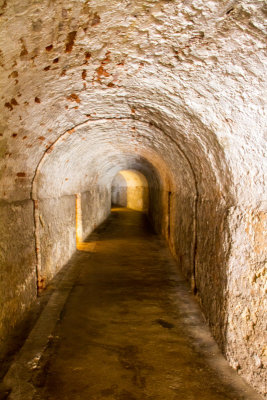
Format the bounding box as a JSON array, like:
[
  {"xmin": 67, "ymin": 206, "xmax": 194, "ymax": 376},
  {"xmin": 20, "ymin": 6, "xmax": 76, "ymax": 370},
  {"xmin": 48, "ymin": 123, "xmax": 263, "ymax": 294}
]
[
  {"xmin": 33, "ymin": 118, "xmax": 228, "ymax": 202},
  {"xmin": 0, "ymin": 3, "xmax": 266, "ymax": 395},
  {"xmin": 0, "ymin": 0, "xmax": 266, "ymax": 207}
]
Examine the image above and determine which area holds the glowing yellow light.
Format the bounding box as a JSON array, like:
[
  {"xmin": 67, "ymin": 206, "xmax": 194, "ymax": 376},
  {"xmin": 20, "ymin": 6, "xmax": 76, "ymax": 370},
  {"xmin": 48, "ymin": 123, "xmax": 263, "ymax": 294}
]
[
  {"xmin": 76, "ymin": 193, "xmax": 83, "ymax": 245},
  {"xmin": 119, "ymin": 170, "xmax": 148, "ymax": 187},
  {"xmin": 76, "ymin": 242, "xmax": 96, "ymax": 252},
  {"xmin": 76, "ymin": 193, "xmax": 96, "ymax": 252},
  {"xmin": 112, "ymin": 170, "xmax": 149, "ymax": 212}
]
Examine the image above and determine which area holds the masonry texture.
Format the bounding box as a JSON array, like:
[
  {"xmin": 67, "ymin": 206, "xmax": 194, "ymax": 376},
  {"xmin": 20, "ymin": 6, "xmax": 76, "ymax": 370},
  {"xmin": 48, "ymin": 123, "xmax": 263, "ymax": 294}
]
[{"xmin": 0, "ymin": 0, "xmax": 266, "ymax": 397}]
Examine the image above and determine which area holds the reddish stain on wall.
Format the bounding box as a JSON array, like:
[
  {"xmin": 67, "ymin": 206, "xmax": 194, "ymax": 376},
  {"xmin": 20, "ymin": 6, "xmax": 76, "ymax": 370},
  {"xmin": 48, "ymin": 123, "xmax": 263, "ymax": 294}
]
[
  {"xmin": 5, "ymin": 102, "xmax": 13, "ymax": 111},
  {"xmin": 102, "ymin": 51, "xmax": 110, "ymax": 65},
  {"xmin": 82, "ymin": 69, "xmax": 87, "ymax": 80},
  {"xmin": 11, "ymin": 98, "xmax": 18, "ymax": 106},
  {"xmin": 20, "ymin": 39, "xmax": 28, "ymax": 57},
  {"xmin": 46, "ymin": 44, "xmax": 53, "ymax": 51},
  {"xmin": 96, "ymin": 65, "xmax": 110, "ymax": 79},
  {"xmin": 67, "ymin": 94, "xmax": 81, "ymax": 103},
  {"xmin": 9, "ymin": 71, "xmax": 18, "ymax": 78},
  {"xmin": 65, "ymin": 31, "xmax": 77, "ymax": 53}
]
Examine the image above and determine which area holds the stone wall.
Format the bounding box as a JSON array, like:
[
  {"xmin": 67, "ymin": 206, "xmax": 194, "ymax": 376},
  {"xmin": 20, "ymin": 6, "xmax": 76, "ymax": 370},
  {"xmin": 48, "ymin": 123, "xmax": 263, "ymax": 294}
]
[
  {"xmin": 37, "ymin": 186, "xmax": 111, "ymax": 289},
  {"xmin": 111, "ymin": 186, "xmax": 127, "ymax": 207},
  {"xmin": 81, "ymin": 187, "xmax": 111, "ymax": 239},
  {"xmin": 168, "ymin": 191, "xmax": 195, "ymax": 283},
  {"xmin": 148, "ymin": 181, "xmax": 266, "ymax": 397},
  {"xmin": 224, "ymin": 207, "xmax": 266, "ymax": 392},
  {"xmin": 38, "ymin": 195, "xmax": 76, "ymax": 288},
  {"xmin": 0, "ymin": 199, "xmax": 36, "ymax": 358},
  {"xmin": 166, "ymin": 193, "xmax": 267, "ymax": 397}
]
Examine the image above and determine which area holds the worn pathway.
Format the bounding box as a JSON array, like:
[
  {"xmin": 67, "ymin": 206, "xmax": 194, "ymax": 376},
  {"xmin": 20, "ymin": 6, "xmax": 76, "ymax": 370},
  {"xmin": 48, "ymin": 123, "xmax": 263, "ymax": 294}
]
[{"xmin": 6, "ymin": 208, "xmax": 260, "ymax": 400}]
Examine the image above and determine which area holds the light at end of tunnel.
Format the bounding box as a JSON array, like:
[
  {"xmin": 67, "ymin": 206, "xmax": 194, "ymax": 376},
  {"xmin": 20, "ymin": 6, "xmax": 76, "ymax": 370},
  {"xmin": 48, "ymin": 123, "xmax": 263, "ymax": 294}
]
[
  {"xmin": 76, "ymin": 193, "xmax": 83, "ymax": 245},
  {"xmin": 112, "ymin": 170, "xmax": 149, "ymax": 212},
  {"xmin": 119, "ymin": 170, "xmax": 148, "ymax": 187}
]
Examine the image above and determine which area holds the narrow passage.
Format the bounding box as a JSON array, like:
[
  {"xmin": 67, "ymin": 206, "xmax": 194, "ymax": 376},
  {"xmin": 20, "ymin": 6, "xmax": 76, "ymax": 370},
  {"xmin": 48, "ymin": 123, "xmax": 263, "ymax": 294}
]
[{"xmin": 33, "ymin": 208, "xmax": 255, "ymax": 400}]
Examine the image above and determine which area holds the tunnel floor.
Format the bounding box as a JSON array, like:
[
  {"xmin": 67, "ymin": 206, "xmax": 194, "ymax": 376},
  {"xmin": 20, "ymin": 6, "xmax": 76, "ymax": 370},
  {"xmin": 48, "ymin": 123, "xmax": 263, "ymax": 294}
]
[{"xmin": 23, "ymin": 208, "xmax": 257, "ymax": 400}]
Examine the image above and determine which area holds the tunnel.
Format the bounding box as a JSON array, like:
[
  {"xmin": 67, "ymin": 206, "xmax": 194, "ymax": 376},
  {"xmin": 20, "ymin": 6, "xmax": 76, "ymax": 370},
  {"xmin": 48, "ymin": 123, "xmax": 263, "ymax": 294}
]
[
  {"xmin": 0, "ymin": 0, "xmax": 266, "ymax": 398},
  {"xmin": 111, "ymin": 170, "xmax": 149, "ymax": 211}
]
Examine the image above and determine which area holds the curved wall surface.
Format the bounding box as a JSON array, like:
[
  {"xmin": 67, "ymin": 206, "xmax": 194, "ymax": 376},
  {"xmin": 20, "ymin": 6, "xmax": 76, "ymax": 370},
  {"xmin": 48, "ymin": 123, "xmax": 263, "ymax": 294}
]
[{"xmin": 0, "ymin": 0, "xmax": 266, "ymax": 395}]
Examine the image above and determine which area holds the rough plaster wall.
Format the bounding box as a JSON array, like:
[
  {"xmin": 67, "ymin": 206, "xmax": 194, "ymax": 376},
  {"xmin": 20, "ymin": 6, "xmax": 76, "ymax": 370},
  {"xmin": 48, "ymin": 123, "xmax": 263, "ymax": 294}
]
[
  {"xmin": 0, "ymin": 200, "xmax": 36, "ymax": 357},
  {"xmin": 148, "ymin": 189, "xmax": 168, "ymax": 238},
  {"xmin": 225, "ymin": 208, "xmax": 267, "ymax": 391},
  {"xmin": 111, "ymin": 173, "xmax": 128, "ymax": 207},
  {"xmin": 81, "ymin": 187, "xmax": 111, "ymax": 239},
  {"xmin": 38, "ymin": 196, "xmax": 76, "ymax": 289},
  {"xmin": 169, "ymin": 192, "xmax": 195, "ymax": 283},
  {"xmin": 0, "ymin": 0, "xmax": 266, "ymax": 395},
  {"xmin": 112, "ymin": 187, "xmax": 127, "ymax": 208},
  {"xmin": 195, "ymin": 199, "xmax": 231, "ymax": 346},
  {"xmin": 37, "ymin": 187, "xmax": 110, "ymax": 288}
]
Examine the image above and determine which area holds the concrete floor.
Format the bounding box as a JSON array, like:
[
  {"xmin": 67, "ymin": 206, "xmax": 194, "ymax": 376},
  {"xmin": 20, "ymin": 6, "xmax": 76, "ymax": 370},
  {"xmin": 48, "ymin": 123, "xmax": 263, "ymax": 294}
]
[{"xmin": 3, "ymin": 208, "xmax": 261, "ymax": 400}]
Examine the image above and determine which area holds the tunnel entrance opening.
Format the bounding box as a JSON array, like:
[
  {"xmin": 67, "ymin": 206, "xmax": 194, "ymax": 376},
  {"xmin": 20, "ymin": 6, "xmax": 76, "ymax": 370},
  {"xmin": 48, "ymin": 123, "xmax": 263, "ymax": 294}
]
[{"xmin": 111, "ymin": 170, "xmax": 149, "ymax": 212}]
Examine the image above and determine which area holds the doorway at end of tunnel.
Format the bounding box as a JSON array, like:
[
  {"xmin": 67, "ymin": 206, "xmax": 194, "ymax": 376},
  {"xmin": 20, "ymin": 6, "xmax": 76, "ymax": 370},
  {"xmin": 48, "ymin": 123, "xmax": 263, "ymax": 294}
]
[{"xmin": 111, "ymin": 170, "xmax": 149, "ymax": 212}]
